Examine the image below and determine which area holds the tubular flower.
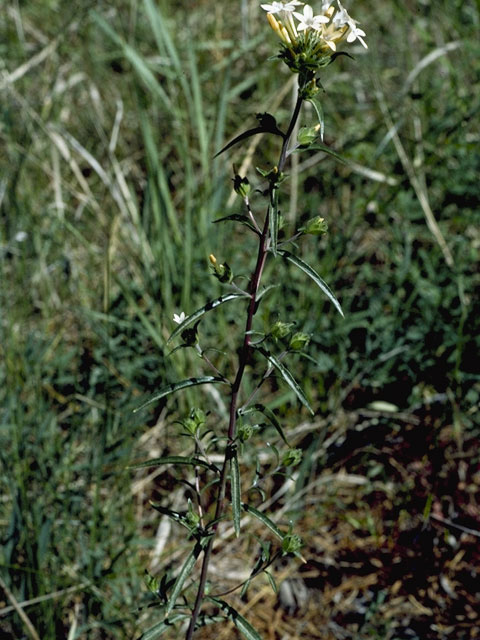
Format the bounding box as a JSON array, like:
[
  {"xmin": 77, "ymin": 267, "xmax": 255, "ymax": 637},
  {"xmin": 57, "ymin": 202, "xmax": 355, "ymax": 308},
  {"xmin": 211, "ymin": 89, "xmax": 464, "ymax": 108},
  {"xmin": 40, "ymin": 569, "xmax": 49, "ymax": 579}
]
[
  {"xmin": 261, "ymin": 1, "xmax": 303, "ymax": 13},
  {"xmin": 262, "ymin": 0, "xmax": 367, "ymax": 76},
  {"xmin": 293, "ymin": 4, "xmax": 329, "ymax": 31}
]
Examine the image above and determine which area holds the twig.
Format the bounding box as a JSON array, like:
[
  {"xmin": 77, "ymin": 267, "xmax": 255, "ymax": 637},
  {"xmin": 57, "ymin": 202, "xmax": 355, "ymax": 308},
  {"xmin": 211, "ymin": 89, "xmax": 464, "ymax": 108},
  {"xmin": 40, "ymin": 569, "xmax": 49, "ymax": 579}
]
[{"xmin": 0, "ymin": 576, "xmax": 41, "ymax": 640}]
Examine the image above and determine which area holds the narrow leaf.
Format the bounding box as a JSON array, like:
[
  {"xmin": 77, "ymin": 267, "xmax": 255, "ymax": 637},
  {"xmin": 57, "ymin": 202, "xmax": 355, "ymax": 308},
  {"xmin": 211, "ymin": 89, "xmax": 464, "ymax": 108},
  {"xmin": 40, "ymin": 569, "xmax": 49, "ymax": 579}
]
[
  {"xmin": 213, "ymin": 214, "xmax": 259, "ymax": 234},
  {"xmin": 269, "ymin": 189, "xmax": 279, "ymax": 256},
  {"xmin": 256, "ymin": 284, "xmax": 279, "ymax": 301},
  {"xmin": 168, "ymin": 293, "xmax": 248, "ymax": 343},
  {"xmin": 265, "ymin": 570, "xmax": 278, "ymax": 594},
  {"xmin": 165, "ymin": 542, "xmax": 203, "ymax": 618},
  {"xmin": 129, "ymin": 455, "xmax": 217, "ymax": 472},
  {"xmin": 239, "ymin": 404, "xmax": 290, "ymax": 446},
  {"xmin": 208, "ymin": 598, "xmax": 263, "ymax": 640},
  {"xmin": 230, "ymin": 447, "xmax": 242, "ymax": 538},
  {"xmin": 136, "ymin": 614, "xmax": 188, "ymax": 640},
  {"xmin": 308, "ymin": 97, "xmax": 324, "ymax": 141},
  {"xmin": 214, "ymin": 112, "xmax": 285, "ymax": 158},
  {"xmin": 242, "ymin": 503, "xmax": 284, "ymax": 541},
  {"xmin": 277, "ymin": 250, "xmax": 344, "ymax": 317},
  {"xmin": 295, "ymin": 142, "xmax": 347, "ymax": 164},
  {"xmin": 134, "ymin": 377, "xmax": 227, "ymax": 412},
  {"xmin": 254, "ymin": 346, "xmax": 314, "ymax": 415}
]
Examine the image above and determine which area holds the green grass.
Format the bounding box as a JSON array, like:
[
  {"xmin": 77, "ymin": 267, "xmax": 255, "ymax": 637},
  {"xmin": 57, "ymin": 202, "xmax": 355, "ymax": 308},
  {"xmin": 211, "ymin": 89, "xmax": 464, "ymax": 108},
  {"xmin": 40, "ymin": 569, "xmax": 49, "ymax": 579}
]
[{"xmin": 1, "ymin": 0, "xmax": 479, "ymax": 638}]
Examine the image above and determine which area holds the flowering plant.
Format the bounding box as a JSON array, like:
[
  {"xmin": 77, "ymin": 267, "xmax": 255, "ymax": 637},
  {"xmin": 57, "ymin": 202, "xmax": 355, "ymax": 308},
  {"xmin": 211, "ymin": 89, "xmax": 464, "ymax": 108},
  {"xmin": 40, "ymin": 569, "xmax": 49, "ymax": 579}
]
[
  {"xmin": 136, "ymin": 3, "xmax": 367, "ymax": 639},
  {"xmin": 263, "ymin": 0, "xmax": 367, "ymax": 96}
]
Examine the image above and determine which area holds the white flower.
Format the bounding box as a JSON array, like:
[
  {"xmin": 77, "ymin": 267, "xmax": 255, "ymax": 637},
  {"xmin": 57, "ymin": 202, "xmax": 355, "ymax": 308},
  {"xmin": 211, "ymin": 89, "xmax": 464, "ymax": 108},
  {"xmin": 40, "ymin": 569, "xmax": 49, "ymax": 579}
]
[
  {"xmin": 332, "ymin": 1, "xmax": 349, "ymax": 27},
  {"xmin": 15, "ymin": 231, "xmax": 28, "ymax": 243},
  {"xmin": 261, "ymin": 1, "xmax": 303, "ymax": 14},
  {"xmin": 346, "ymin": 23, "xmax": 368, "ymax": 48},
  {"xmin": 334, "ymin": 1, "xmax": 367, "ymax": 48},
  {"xmin": 321, "ymin": 33, "xmax": 337, "ymax": 50},
  {"xmin": 293, "ymin": 4, "xmax": 329, "ymax": 30},
  {"xmin": 173, "ymin": 311, "xmax": 186, "ymax": 324},
  {"xmin": 321, "ymin": 0, "xmax": 332, "ymax": 12}
]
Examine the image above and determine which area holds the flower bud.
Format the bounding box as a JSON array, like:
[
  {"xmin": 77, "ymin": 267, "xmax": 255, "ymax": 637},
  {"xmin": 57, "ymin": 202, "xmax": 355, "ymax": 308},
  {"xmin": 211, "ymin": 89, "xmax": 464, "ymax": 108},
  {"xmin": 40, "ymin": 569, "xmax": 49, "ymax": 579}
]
[
  {"xmin": 299, "ymin": 216, "xmax": 328, "ymax": 236},
  {"xmin": 289, "ymin": 332, "xmax": 310, "ymax": 351},
  {"xmin": 185, "ymin": 499, "xmax": 200, "ymax": 529},
  {"xmin": 182, "ymin": 407, "xmax": 206, "ymax": 435},
  {"xmin": 297, "ymin": 125, "xmax": 320, "ymax": 146},
  {"xmin": 282, "ymin": 448, "xmax": 303, "ymax": 467},
  {"xmin": 238, "ymin": 423, "xmax": 259, "ymax": 442},
  {"xmin": 282, "ymin": 532, "xmax": 303, "ymax": 555},
  {"xmin": 233, "ymin": 174, "xmax": 251, "ymax": 199},
  {"xmin": 209, "ymin": 254, "xmax": 233, "ymax": 284},
  {"xmin": 271, "ymin": 320, "xmax": 294, "ymax": 340},
  {"xmin": 144, "ymin": 570, "xmax": 160, "ymax": 595}
]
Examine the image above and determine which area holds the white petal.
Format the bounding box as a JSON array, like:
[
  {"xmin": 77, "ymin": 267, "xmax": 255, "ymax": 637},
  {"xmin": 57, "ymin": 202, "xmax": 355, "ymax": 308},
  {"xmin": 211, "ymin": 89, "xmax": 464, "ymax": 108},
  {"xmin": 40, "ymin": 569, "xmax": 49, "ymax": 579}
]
[{"xmin": 303, "ymin": 4, "xmax": 313, "ymax": 19}]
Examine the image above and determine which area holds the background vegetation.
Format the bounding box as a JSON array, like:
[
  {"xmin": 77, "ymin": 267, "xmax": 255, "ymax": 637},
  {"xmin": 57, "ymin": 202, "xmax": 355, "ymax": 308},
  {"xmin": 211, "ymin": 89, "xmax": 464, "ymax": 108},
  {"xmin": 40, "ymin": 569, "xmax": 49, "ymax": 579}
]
[{"xmin": 1, "ymin": 0, "xmax": 479, "ymax": 638}]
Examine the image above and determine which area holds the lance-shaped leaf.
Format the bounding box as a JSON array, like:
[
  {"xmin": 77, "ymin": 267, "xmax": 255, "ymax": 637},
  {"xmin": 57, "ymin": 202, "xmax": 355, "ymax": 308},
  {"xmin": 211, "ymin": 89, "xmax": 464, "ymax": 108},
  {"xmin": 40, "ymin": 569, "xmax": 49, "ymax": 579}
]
[
  {"xmin": 165, "ymin": 541, "xmax": 204, "ymax": 618},
  {"xmin": 134, "ymin": 377, "xmax": 227, "ymax": 413},
  {"xmin": 242, "ymin": 503, "xmax": 284, "ymax": 541},
  {"xmin": 207, "ymin": 598, "xmax": 263, "ymax": 640},
  {"xmin": 308, "ymin": 97, "xmax": 325, "ymax": 141},
  {"xmin": 168, "ymin": 293, "xmax": 248, "ymax": 344},
  {"xmin": 214, "ymin": 112, "xmax": 285, "ymax": 158},
  {"xmin": 254, "ymin": 346, "xmax": 314, "ymax": 415},
  {"xmin": 239, "ymin": 404, "xmax": 290, "ymax": 446},
  {"xmin": 276, "ymin": 249, "xmax": 344, "ymax": 318},
  {"xmin": 129, "ymin": 455, "xmax": 218, "ymax": 472},
  {"xmin": 269, "ymin": 189, "xmax": 279, "ymax": 256},
  {"xmin": 213, "ymin": 214, "xmax": 259, "ymax": 235},
  {"xmin": 289, "ymin": 141, "xmax": 347, "ymax": 164},
  {"xmin": 136, "ymin": 613, "xmax": 189, "ymax": 640},
  {"xmin": 230, "ymin": 446, "xmax": 242, "ymax": 538}
]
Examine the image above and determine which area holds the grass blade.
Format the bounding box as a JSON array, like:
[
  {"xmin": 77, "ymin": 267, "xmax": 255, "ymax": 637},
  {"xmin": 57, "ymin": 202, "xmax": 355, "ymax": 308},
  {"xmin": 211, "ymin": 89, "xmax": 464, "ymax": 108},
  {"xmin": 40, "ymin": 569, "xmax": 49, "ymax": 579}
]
[
  {"xmin": 134, "ymin": 377, "xmax": 227, "ymax": 412},
  {"xmin": 254, "ymin": 347, "xmax": 314, "ymax": 415},
  {"xmin": 92, "ymin": 12, "xmax": 171, "ymax": 110},
  {"xmin": 277, "ymin": 250, "xmax": 344, "ymax": 317}
]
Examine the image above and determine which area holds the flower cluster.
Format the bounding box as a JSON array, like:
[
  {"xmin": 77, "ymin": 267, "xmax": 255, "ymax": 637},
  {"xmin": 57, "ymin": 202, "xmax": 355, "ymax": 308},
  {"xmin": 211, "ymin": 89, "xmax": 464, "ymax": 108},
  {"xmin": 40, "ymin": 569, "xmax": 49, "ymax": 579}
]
[{"xmin": 261, "ymin": 1, "xmax": 367, "ymax": 77}]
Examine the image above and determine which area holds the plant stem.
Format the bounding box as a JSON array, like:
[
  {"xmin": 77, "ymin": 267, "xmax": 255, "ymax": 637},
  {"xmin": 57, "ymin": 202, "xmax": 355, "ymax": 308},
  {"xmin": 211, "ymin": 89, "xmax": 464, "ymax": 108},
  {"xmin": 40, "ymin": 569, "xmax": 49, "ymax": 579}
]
[{"xmin": 185, "ymin": 91, "xmax": 303, "ymax": 640}]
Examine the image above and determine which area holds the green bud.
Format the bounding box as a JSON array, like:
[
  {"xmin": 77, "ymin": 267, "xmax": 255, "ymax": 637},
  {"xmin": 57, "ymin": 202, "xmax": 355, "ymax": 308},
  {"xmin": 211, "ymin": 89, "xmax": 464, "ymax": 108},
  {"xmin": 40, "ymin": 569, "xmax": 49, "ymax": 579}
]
[
  {"xmin": 297, "ymin": 125, "xmax": 320, "ymax": 146},
  {"xmin": 299, "ymin": 78, "xmax": 322, "ymax": 101},
  {"xmin": 289, "ymin": 332, "xmax": 310, "ymax": 351},
  {"xmin": 282, "ymin": 448, "xmax": 303, "ymax": 467},
  {"xmin": 256, "ymin": 165, "xmax": 286, "ymax": 186},
  {"xmin": 191, "ymin": 407, "xmax": 206, "ymax": 426},
  {"xmin": 238, "ymin": 423, "xmax": 259, "ymax": 442},
  {"xmin": 183, "ymin": 417, "xmax": 197, "ymax": 435},
  {"xmin": 271, "ymin": 320, "xmax": 294, "ymax": 340},
  {"xmin": 182, "ymin": 407, "xmax": 206, "ymax": 435},
  {"xmin": 282, "ymin": 533, "xmax": 303, "ymax": 555},
  {"xmin": 233, "ymin": 174, "xmax": 251, "ymax": 199},
  {"xmin": 144, "ymin": 570, "xmax": 160, "ymax": 594},
  {"xmin": 299, "ymin": 216, "xmax": 328, "ymax": 236},
  {"xmin": 184, "ymin": 499, "xmax": 200, "ymax": 529},
  {"xmin": 209, "ymin": 254, "xmax": 233, "ymax": 284}
]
